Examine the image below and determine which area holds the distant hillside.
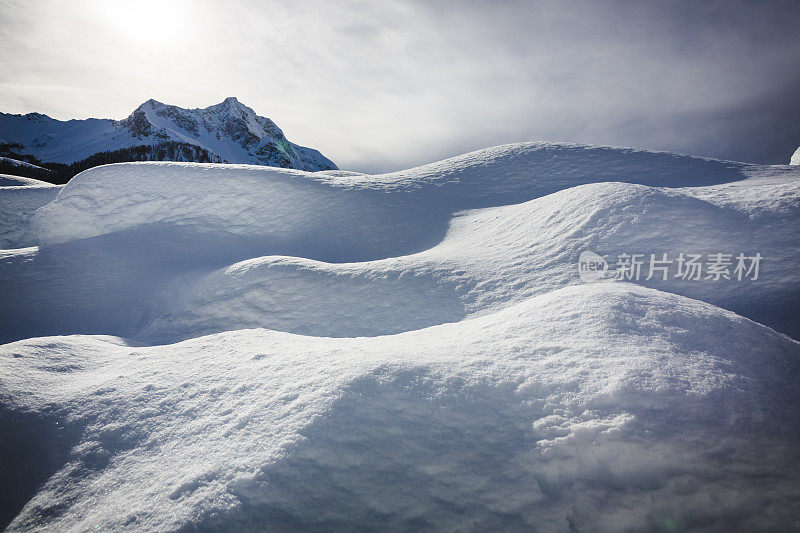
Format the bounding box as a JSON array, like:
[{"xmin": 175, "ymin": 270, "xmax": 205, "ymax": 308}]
[{"xmin": 0, "ymin": 141, "xmax": 219, "ymax": 184}]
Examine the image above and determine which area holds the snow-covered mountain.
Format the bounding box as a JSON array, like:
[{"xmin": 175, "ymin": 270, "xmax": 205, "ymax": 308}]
[{"xmin": 0, "ymin": 97, "xmax": 337, "ymax": 171}]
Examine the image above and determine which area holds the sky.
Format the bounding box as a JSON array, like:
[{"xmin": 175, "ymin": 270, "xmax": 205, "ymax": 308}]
[{"xmin": 1, "ymin": 0, "xmax": 799, "ymax": 172}]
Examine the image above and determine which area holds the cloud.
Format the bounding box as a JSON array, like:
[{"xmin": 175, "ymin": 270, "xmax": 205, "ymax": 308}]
[{"xmin": 1, "ymin": 0, "xmax": 798, "ymax": 171}]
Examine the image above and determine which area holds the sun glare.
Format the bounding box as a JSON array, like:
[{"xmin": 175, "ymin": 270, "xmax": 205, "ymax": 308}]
[{"xmin": 99, "ymin": 0, "xmax": 188, "ymax": 46}]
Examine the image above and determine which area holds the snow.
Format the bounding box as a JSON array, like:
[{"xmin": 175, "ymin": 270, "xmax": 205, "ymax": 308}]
[
  {"xmin": 0, "ymin": 115, "xmax": 124, "ymax": 165},
  {"xmin": 0, "ymin": 157, "xmax": 50, "ymax": 171},
  {"xmin": 791, "ymin": 146, "xmax": 800, "ymax": 165},
  {"xmin": 34, "ymin": 143, "xmax": 749, "ymax": 247},
  {"xmin": 3, "ymin": 285, "xmax": 800, "ymax": 531},
  {"xmin": 2, "ymin": 142, "xmax": 800, "ymax": 531},
  {"xmin": 0, "ymin": 174, "xmax": 53, "ymax": 187},
  {"xmin": 0, "ymin": 180, "xmax": 61, "ymax": 249}
]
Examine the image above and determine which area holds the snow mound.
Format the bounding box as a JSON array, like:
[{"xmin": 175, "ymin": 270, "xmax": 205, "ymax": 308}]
[
  {"xmin": 35, "ymin": 143, "xmax": 751, "ymax": 248},
  {"xmin": 0, "ymin": 174, "xmax": 53, "ymax": 187},
  {"xmin": 142, "ymin": 256, "xmax": 465, "ymax": 343},
  {"xmin": 3, "ymin": 142, "xmax": 800, "ymax": 530},
  {"xmin": 375, "ymin": 142, "xmax": 750, "ymax": 202},
  {"xmin": 791, "ymin": 146, "xmax": 800, "ymax": 165},
  {"xmin": 2, "ymin": 284, "xmax": 799, "ymax": 532},
  {"xmin": 137, "ymin": 178, "xmax": 800, "ymax": 343},
  {"xmin": 0, "ymin": 183, "xmax": 61, "ymax": 249},
  {"xmin": 12, "ymin": 148, "xmax": 796, "ymax": 343},
  {"xmin": 33, "ymin": 162, "xmax": 444, "ymax": 260}
]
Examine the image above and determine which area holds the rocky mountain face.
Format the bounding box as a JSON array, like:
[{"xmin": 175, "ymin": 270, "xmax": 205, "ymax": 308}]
[{"xmin": 0, "ymin": 98, "xmax": 337, "ymax": 172}]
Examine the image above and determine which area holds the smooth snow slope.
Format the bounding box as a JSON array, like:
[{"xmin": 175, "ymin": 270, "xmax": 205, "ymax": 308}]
[{"xmin": 2, "ymin": 142, "xmax": 800, "ymax": 531}]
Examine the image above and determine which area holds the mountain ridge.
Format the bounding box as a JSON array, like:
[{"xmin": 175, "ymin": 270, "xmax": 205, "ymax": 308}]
[{"xmin": 0, "ymin": 98, "xmax": 337, "ymax": 172}]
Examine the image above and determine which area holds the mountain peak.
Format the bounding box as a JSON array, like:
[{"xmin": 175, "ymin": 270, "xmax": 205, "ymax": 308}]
[
  {"xmin": 206, "ymin": 97, "xmax": 252, "ymax": 117},
  {"xmin": 139, "ymin": 98, "xmax": 165, "ymax": 109},
  {"xmin": 0, "ymin": 99, "xmax": 338, "ymax": 172}
]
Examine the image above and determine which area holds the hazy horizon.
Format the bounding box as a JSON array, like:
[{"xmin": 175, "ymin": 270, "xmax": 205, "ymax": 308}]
[{"xmin": 2, "ymin": 0, "xmax": 799, "ymax": 172}]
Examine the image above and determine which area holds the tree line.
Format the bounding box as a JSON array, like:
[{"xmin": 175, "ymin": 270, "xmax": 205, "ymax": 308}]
[{"xmin": 0, "ymin": 142, "xmax": 221, "ymax": 185}]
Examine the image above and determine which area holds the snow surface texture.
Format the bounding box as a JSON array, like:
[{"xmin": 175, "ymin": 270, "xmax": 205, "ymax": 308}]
[
  {"xmin": 0, "ymin": 98, "xmax": 337, "ymax": 171},
  {"xmin": 2, "ymin": 142, "xmax": 800, "ymax": 531}
]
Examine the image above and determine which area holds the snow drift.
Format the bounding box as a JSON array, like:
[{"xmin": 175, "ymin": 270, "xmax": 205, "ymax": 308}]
[
  {"xmin": 3, "ymin": 284, "xmax": 800, "ymax": 531},
  {"xmin": 2, "ymin": 142, "xmax": 800, "ymax": 531},
  {"xmin": 34, "ymin": 143, "xmax": 750, "ymax": 247},
  {"xmin": 0, "ymin": 175, "xmax": 53, "ymax": 187},
  {"xmin": 0, "ymin": 180, "xmax": 61, "ymax": 249}
]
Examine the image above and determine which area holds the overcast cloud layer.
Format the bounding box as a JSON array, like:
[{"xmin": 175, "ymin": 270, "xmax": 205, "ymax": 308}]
[{"xmin": 1, "ymin": 0, "xmax": 798, "ymax": 172}]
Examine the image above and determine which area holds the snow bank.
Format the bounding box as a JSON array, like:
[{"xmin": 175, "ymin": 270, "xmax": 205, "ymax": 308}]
[
  {"xmin": 3, "ymin": 142, "xmax": 800, "ymax": 530},
  {"xmin": 33, "ymin": 162, "xmax": 445, "ymax": 260},
  {"xmin": 0, "ymin": 183, "xmax": 61, "ymax": 249},
  {"xmin": 4, "ymin": 144, "xmax": 798, "ymax": 342},
  {"xmin": 0, "ymin": 174, "xmax": 52, "ymax": 187},
  {"xmin": 35, "ymin": 143, "xmax": 750, "ymax": 247},
  {"xmin": 142, "ymin": 256, "xmax": 465, "ymax": 342},
  {"xmin": 138, "ymin": 178, "xmax": 800, "ymax": 343},
  {"xmin": 2, "ymin": 284, "xmax": 799, "ymax": 531}
]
